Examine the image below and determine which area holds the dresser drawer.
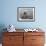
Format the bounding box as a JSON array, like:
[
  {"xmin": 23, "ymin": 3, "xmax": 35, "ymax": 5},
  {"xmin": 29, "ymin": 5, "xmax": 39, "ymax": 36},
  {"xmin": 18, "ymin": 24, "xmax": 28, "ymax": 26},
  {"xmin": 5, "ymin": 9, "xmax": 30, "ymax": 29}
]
[
  {"xmin": 32, "ymin": 44, "xmax": 44, "ymax": 46},
  {"xmin": 3, "ymin": 32, "xmax": 23, "ymax": 36},
  {"xmin": 24, "ymin": 32, "xmax": 44, "ymax": 36},
  {"xmin": 3, "ymin": 44, "xmax": 15, "ymax": 46},
  {"xmin": 3, "ymin": 35, "xmax": 23, "ymax": 44},
  {"xmin": 32, "ymin": 36, "xmax": 45, "ymax": 44},
  {"xmin": 3, "ymin": 43, "xmax": 23, "ymax": 46}
]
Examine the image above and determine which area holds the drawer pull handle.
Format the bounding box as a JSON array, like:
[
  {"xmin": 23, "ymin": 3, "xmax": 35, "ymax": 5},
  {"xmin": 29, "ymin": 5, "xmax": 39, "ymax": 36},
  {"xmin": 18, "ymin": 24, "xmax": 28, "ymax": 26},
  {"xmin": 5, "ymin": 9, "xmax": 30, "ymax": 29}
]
[{"xmin": 32, "ymin": 39, "xmax": 36, "ymax": 40}]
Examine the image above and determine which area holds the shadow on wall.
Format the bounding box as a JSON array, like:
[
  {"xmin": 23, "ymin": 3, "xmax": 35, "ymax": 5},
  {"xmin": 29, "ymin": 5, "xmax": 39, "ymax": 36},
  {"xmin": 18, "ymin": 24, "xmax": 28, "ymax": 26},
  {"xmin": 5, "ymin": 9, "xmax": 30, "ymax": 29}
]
[{"xmin": 0, "ymin": 24, "xmax": 7, "ymax": 43}]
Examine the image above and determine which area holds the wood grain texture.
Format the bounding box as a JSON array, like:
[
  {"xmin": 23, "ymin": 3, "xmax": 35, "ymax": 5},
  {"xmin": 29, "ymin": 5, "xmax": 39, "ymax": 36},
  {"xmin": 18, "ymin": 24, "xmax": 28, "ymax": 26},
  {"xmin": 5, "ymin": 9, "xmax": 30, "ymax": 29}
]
[
  {"xmin": 2, "ymin": 32, "xmax": 45, "ymax": 46},
  {"xmin": 24, "ymin": 32, "xmax": 45, "ymax": 46},
  {"xmin": 2, "ymin": 32, "xmax": 23, "ymax": 46}
]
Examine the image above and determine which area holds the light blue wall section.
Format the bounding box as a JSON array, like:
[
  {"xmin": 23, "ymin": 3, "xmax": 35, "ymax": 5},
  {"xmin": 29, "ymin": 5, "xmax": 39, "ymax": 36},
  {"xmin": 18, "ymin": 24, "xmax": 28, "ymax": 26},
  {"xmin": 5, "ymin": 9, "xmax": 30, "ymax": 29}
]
[{"xmin": 0, "ymin": 0, "xmax": 46, "ymax": 31}]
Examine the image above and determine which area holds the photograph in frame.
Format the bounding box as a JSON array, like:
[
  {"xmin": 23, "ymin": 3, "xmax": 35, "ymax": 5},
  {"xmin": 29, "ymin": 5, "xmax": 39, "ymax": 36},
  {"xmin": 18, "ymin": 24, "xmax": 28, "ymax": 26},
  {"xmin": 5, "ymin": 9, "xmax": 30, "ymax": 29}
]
[{"xmin": 17, "ymin": 7, "xmax": 35, "ymax": 22}]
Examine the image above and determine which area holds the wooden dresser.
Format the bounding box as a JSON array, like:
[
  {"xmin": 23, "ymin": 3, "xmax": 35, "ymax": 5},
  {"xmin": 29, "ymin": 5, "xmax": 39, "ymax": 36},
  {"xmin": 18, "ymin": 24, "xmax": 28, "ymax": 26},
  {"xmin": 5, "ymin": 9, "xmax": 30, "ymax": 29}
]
[{"xmin": 2, "ymin": 32, "xmax": 45, "ymax": 46}]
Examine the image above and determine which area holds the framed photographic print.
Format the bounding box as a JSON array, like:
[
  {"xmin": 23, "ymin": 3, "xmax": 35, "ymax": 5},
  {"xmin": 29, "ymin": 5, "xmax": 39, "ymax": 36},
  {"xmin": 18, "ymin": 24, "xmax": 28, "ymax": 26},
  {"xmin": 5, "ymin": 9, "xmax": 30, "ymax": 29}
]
[{"xmin": 17, "ymin": 7, "xmax": 35, "ymax": 22}]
